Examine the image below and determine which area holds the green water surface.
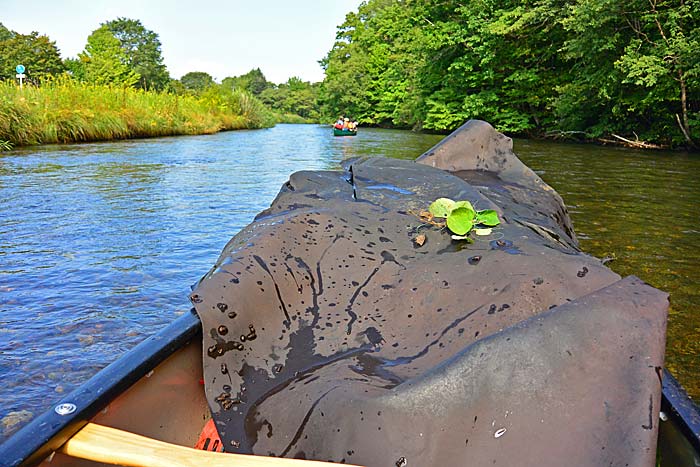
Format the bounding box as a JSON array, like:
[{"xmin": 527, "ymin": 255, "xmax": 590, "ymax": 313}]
[{"xmin": 514, "ymin": 139, "xmax": 700, "ymax": 400}]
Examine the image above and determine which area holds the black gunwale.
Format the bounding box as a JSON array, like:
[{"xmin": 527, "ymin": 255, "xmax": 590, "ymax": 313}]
[
  {"xmin": 0, "ymin": 309, "xmax": 202, "ymax": 467},
  {"xmin": 662, "ymin": 368, "xmax": 700, "ymax": 453}
]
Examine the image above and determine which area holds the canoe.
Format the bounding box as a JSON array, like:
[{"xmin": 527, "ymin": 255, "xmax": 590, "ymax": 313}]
[
  {"xmin": 333, "ymin": 128, "xmax": 357, "ymax": 136},
  {"xmin": 0, "ymin": 309, "xmax": 697, "ymax": 467},
  {"xmin": 1, "ymin": 120, "xmax": 699, "ymax": 467},
  {"xmin": 0, "ymin": 311, "xmax": 361, "ymax": 467}
]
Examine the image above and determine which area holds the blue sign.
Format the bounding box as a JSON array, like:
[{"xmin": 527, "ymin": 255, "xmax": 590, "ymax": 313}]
[{"xmin": 16, "ymin": 65, "xmax": 25, "ymax": 74}]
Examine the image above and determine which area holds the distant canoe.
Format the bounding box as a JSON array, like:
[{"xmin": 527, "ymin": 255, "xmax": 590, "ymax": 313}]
[{"xmin": 333, "ymin": 128, "xmax": 357, "ymax": 136}]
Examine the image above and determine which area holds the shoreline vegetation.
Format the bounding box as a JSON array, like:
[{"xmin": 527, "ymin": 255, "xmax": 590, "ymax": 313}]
[
  {"xmin": 0, "ymin": 18, "xmax": 321, "ymax": 151},
  {"xmin": 1, "ymin": 1, "xmax": 698, "ymax": 151},
  {"xmin": 0, "ymin": 79, "xmax": 275, "ymax": 149},
  {"xmin": 319, "ymin": 0, "xmax": 699, "ymax": 151}
]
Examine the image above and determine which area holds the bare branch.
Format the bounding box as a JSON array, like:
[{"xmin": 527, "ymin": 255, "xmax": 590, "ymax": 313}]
[{"xmin": 604, "ymin": 133, "xmax": 666, "ymax": 149}]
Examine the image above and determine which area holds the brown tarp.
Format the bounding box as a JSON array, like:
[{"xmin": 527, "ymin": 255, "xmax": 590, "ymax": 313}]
[{"xmin": 191, "ymin": 120, "xmax": 668, "ymax": 466}]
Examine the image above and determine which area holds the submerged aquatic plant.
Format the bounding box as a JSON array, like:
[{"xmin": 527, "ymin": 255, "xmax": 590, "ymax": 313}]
[{"xmin": 426, "ymin": 197, "xmax": 500, "ymax": 240}]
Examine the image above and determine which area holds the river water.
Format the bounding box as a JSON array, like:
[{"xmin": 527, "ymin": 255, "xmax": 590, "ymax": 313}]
[{"xmin": 1, "ymin": 124, "xmax": 698, "ymax": 440}]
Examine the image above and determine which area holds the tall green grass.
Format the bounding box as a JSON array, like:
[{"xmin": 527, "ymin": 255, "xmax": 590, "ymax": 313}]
[
  {"xmin": 274, "ymin": 113, "xmax": 318, "ymax": 124},
  {"xmin": 0, "ymin": 78, "xmax": 274, "ymax": 148}
]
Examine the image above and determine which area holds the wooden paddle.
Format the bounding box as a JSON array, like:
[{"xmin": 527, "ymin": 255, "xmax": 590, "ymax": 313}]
[{"xmin": 60, "ymin": 422, "xmax": 364, "ymax": 467}]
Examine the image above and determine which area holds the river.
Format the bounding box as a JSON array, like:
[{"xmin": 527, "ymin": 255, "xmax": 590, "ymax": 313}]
[{"xmin": 1, "ymin": 123, "xmax": 698, "ymax": 440}]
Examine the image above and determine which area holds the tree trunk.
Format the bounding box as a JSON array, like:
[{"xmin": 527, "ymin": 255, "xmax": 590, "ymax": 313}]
[{"xmin": 676, "ymin": 73, "xmax": 696, "ymax": 148}]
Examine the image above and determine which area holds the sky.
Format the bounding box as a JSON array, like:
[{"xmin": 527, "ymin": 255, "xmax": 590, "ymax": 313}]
[{"xmin": 0, "ymin": 0, "xmax": 365, "ymax": 84}]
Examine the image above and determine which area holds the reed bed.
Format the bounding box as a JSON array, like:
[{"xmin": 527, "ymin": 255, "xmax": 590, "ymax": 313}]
[{"xmin": 0, "ymin": 78, "xmax": 274, "ymax": 149}]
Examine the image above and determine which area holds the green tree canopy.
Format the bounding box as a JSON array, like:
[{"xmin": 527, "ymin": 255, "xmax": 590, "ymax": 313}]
[
  {"xmin": 0, "ymin": 23, "xmax": 13, "ymax": 42},
  {"xmin": 319, "ymin": 0, "xmax": 699, "ymax": 147},
  {"xmin": 63, "ymin": 57, "xmax": 86, "ymax": 81},
  {"xmin": 222, "ymin": 68, "xmax": 270, "ymax": 95},
  {"xmin": 103, "ymin": 17, "xmax": 170, "ymax": 90},
  {"xmin": 0, "ymin": 27, "xmax": 64, "ymax": 82},
  {"xmin": 259, "ymin": 77, "xmax": 320, "ymax": 120},
  {"xmin": 559, "ymin": 0, "xmax": 700, "ymax": 147},
  {"xmin": 320, "ymin": 1, "xmax": 428, "ymax": 127},
  {"xmin": 180, "ymin": 71, "xmax": 215, "ymax": 92},
  {"xmin": 78, "ymin": 25, "xmax": 139, "ymax": 87}
]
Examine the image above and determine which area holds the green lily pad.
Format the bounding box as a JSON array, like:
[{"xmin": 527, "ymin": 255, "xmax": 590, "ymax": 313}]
[
  {"xmin": 429, "ymin": 198, "xmax": 455, "ymax": 218},
  {"xmin": 453, "ymin": 200, "xmax": 475, "ymax": 212},
  {"xmin": 446, "ymin": 206, "xmax": 475, "ymax": 235},
  {"xmin": 475, "ymin": 209, "xmax": 500, "ymax": 226}
]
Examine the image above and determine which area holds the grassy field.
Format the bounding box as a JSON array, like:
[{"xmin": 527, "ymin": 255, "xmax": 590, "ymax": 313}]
[{"xmin": 0, "ymin": 78, "xmax": 275, "ymax": 149}]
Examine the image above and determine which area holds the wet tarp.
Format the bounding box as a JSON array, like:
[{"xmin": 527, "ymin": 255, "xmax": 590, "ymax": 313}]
[{"xmin": 191, "ymin": 120, "xmax": 668, "ymax": 466}]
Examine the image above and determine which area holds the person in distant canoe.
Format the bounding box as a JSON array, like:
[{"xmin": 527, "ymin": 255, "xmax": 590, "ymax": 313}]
[
  {"xmin": 348, "ymin": 120, "xmax": 358, "ymax": 131},
  {"xmin": 342, "ymin": 117, "xmax": 350, "ymax": 130},
  {"xmin": 335, "ymin": 116, "xmax": 344, "ymax": 129}
]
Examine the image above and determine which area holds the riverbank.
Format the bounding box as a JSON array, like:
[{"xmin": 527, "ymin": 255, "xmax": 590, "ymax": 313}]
[
  {"xmin": 0, "ymin": 79, "xmax": 275, "ymax": 149},
  {"xmin": 351, "ymin": 122, "xmax": 700, "ymax": 152}
]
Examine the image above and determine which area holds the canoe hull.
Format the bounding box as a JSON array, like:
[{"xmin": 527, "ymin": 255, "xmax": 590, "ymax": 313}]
[
  {"xmin": 333, "ymin": 128, "xmax": 357, "ymax": 136},
  {"xmin": 0, "ymin": 310, "xmax": 207, "ymax": 467},
  {"xmin": 0, "ymin": 310, "xmax": 698, "ymax": 467}
]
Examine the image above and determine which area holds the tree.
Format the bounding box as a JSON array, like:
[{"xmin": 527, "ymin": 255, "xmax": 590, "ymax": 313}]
[
  {"xmin": 78, "ymin": 25, "xmax": 139, "ymax": 87},
  {"xmin": 319, "ymin": 0, "xmax": 698, "ymax": 146},
  {"xmin": 63, "ymin": 57, "xmax": 86, "ymax": 81},
  {"xmin": 103, "ymin": 18, "xmax": 170, "ymax": 90},
  {"xmin": 0, "ymin": 29, "xmax": 65, "ymax": 82},
  {"xmin": 416, "ymin": 0, "xmax": 569, "ymax": 133},
  {"xmin": 222, "ymin": 68, "xmax": 270, "ymax": 95},
  {"xmin": 0, "ymin": 22, "xmax": 13, "ymax": 42},
  {"xmin": 613, "ymin": 0, "xmax": 699, "ymax": 147},
  {"xmin": 166, "ymin": 78, "xmax": 186, "ymax": 94},
  {"xmin": 559, "ymin": 0, "xmax": 699, "ymax": 146},
  {"xmin": 259, "ymin": 77, "xmax": 320, "ymax": 119},
  {"xmin": 180, "ymin": 71, "xmax": 214, "ymax": 92},
  {"xmin": 320, "ymin": 1, "xmax": 432, "ymax": 127}
]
